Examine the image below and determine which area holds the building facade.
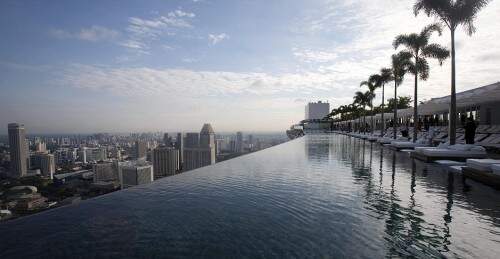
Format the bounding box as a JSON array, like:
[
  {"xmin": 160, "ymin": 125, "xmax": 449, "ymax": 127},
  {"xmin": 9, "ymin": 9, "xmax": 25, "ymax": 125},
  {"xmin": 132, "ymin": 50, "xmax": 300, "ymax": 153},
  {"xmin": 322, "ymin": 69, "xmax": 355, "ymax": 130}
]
[
  {"xmin": 305, "ymin": 101, "xmax": 330, "ymax": 120},
  {"xmin": 152, "ymin": 147, "xmax": 179, "ymax": 179},
  {"xmin": 8, "ymin": 123, "xmax": 28, "ymax": 178},
  {"xmin": 93, "ymin": 161, "xmax": 119, "ymax": 182},
  {"xmin": 183, "ymin": 124, "xmax": 216, "ymax": 171},
  {"xmin": 118, "ymin": 161, "xmax": 153, "ymax": 189}
]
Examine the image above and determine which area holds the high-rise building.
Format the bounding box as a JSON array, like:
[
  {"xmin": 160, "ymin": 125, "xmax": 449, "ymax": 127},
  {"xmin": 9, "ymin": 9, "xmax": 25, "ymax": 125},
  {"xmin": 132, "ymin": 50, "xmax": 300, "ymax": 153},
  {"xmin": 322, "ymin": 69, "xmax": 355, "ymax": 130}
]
[
  {"xmin": 8, "ymin": 123, "xmax": 28, "ymax": 178},
  {"xmin": 305, "ymin": 101, "xmax": 330, "ymax": 120},
  {"xmin": 152, "ymin": 147, "xmax": 179, "ymax": 179},
  {"xmin": 39, "ymin": 153, "xmax": 55, "ymax": 178},
  {"xmin": 248, "ymin": 134, "xmax": 254, "ymax": 151},
  {"xmin": 236, "ymin": 131, "xmax": 244, "ymax": 153},
  {"xmin": 183, "ymin": 124, "xmax": 216, "ymax": 171},
  {"xmin": 54, "ymin": 148, "xmax": 77, "ymax": 165},
  {"xmin": 93, "ymin": 161, "xmax": 119, "ymax": 182},
  {"xmin": 175, "ymin": 133, "xmax": 184, "ymax": 169},
  {"xmin": 118, "ymin": 161, "xmax": 153, "ymax": 189},
  {"xmin": 35, "ymin": 142, "xmax": 47, "ymax": 153},
  {"xmin": 135, "ymin": 140, "xmax": 147, "ymax": 159},
  {"xmin": 78, "ymin": 147, "xmax": 107, "ymax": 164},
  {"xmin": 30, "ymin": 152, "xmax": 55, "ymax": 178},
  {"xmin": 163, "ymin": 133, "xmax": 170, "ymax": 146},
  {"xmin": 185, "ymin": 133, "xmax": 199, "ymax": 148}
]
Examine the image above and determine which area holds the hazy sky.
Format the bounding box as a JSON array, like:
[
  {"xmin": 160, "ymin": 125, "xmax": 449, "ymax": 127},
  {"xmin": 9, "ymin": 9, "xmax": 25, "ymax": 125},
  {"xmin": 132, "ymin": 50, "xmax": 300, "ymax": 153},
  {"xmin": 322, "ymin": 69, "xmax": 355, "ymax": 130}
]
[{"xmin": 1, "ymin": 0, "xmax": 499, "ymax": 134}]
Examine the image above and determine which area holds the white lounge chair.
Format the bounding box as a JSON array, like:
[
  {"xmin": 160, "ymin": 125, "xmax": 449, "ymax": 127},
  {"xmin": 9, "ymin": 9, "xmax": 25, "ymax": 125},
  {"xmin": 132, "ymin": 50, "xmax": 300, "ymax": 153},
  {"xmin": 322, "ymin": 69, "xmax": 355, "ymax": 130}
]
[
  {"xmin": 492, "ymin": 164, "xmax": 500, "ymax": 176},
  {"xmin": 466, "ymin": 159, "xmax": 500, "ymax": 172},
  {"xmin": 411, "ymin": 144, "xmax": 487, "ymax": 162}
]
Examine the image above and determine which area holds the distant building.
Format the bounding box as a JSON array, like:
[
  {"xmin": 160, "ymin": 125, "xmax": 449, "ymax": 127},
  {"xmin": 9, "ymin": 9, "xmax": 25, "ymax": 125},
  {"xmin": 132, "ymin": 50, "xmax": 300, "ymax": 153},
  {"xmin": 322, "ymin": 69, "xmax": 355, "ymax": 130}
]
[
  {"xmin": 118, "ymin": 161, "xmax": 153, "ymax": 189},
  {"xmin": 135, "ymin": 140, "xmax": 147, "ymax": 159},
  {"xmin": 163, "ymin": 133, "xmax": 170, "ymax": 146},
  {"xmin": 30, "ymin": 153, "xmax": 55, "ymax": 178},
  {"xmin": 185, "ymin": 133, "xmax": 199, "ymax": 148},
  {"xmin": 54, "ymin": 148, "xmax": 77, "ymax": 165},
  {"xmin": 93, "ymin": 161, "xmax": 119, "ymax": 182},
  {"xmin": 183, "ymin": 124, "xmax": 216, "ymax": 171},
  {"xmin": 78, "ymin": 147, "xmax": 107, "ymax": 164},
  {"xmin": 152, "ymin": 147, "xmax": 179, "ymax": 179},
  {"xmin": 175, "ymin": 133, "xmax": 184, "ymax": 169},
  {"xmin": 35, "ymin": 142, "xmax": 47, "ymax": 153},
  {"xmin": 8, "ymin": 123, "xmax": 28, "ymax": 178},
  {"xmin": 236, "ymin": 132, "xmax": 244, "ymax": 153},
  {"xmin": 3, "ymin": 186, "xmax": 48, "ymax": 212},
  {"xmin": 305, "ymin": 101, "xmax": 330, "ymax": 120}
]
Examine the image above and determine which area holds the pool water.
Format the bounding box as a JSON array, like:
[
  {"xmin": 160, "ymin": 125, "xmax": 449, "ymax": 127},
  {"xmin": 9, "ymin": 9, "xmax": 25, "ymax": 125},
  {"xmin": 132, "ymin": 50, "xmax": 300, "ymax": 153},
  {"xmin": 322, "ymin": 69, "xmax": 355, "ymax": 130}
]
[{"xmin": 1, "ymin": 134, "xmax": 499, "ymax": 258}]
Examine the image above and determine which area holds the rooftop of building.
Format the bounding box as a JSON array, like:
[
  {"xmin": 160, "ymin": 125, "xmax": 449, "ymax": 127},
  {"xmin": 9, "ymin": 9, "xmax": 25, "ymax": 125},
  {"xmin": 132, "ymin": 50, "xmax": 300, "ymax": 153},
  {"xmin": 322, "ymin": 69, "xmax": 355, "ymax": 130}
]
[{"xmin": 200, "ymin": 123, "xmax": 215, "ymax": 134}]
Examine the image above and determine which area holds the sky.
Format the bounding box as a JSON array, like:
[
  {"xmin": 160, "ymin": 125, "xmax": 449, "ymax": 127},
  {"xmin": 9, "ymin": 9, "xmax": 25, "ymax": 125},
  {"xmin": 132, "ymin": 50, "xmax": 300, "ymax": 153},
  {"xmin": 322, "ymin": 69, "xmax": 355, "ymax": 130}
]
[{"xmin": 1, "ymin": 0, "xmax": 499, "ymax": 134}]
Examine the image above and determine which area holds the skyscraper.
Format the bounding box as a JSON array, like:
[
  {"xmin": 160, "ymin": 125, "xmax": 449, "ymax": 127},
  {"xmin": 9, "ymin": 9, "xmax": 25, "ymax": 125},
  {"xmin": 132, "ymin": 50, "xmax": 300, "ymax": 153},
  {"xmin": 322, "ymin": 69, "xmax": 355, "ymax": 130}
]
[
  {"xmin": 175, "ymin": 133, "xmax": 184, "ymax": 169},
  {"xmin": 163, "ymin": 133, "xmax": 170, "ymax": 146},
  {"xmin": 152, "ymin": 147, "xmax": 179, "ymax": 179},
  {"xmin": 8, "ymin": 123, "xmax": 28, "ymax": 178},
  {"xmin": 183, "ymin": 124, "xmax": 216, "ymax": 171},
  {"xmin": 135, "ymin": 140, "xmax": 147, "ymax": 159},
  {"xmin": 236, "ymin": 131, "xmax": 244, "ymax": 153},
  {"xmin": 39, "ymin": 153, "xmax": 55, "ymax": 178},
  {"xmin": 185, "ymin": 133, "xmax": 199, "ymax": 148},
  {"xmin": 30, "ymin": 152, "xmax": 55, "ymax": 178}
]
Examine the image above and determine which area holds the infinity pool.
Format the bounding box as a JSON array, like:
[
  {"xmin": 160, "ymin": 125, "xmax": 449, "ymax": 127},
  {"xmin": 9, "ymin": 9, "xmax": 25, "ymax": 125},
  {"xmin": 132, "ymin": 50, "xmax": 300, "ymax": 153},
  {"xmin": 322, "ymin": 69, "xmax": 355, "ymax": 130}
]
[{"xmin": 1, "ymin": 134, "xmax": 499, "ymax": 258}]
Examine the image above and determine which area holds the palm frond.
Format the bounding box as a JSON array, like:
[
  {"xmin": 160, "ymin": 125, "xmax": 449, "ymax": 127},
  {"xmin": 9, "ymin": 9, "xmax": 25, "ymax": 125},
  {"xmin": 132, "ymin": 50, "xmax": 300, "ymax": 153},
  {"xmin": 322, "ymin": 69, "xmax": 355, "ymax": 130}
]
[
  {"xmin": 422, "ymin": 43, "xmax": 450, "ymax": 65},
  {"xmin": 414, "ymin": 0, "xmax": 491, "ymax": 34}
]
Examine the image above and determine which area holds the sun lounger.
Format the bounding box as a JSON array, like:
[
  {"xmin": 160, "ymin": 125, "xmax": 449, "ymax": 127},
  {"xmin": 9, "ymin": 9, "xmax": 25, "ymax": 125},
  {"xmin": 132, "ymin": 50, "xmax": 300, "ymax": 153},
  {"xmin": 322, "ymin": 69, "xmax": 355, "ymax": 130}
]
[
  {"xmin": 411, "ymin": 144, "xmax": 487, "ymax": 162},
  {"xmin": 388, "ymin": 140, "xmax": 430, "ymax": 150},
  {"xmin": 466, "ymin": 159, "xmax": 500, "ymax": 172},
  {"xmin": 485, "ymin": 125, "xmax": 500, "ymax": 134},
  {"xmin": 462, "ymin": 166, "xmax": 500, "ymax": 190},
  {"xmin": 492, "ymin": 164, "xmax": 500, "ymax": 176}
]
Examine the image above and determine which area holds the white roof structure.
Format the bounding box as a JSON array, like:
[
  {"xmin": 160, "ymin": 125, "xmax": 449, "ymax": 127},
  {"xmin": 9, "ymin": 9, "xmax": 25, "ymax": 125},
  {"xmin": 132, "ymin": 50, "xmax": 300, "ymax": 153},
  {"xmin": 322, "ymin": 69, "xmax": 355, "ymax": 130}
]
[{"xmin": 418, "ymin": 81, "xmax": 500, "ymax": 115}]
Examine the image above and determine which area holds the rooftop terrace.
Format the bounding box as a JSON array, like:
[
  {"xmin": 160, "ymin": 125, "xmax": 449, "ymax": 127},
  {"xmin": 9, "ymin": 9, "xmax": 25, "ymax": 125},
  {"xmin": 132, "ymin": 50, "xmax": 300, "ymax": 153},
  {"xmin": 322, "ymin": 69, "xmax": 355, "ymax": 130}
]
[{"xmin": 1, "ymin": 135, "xmax": 499, "ymax": 258}]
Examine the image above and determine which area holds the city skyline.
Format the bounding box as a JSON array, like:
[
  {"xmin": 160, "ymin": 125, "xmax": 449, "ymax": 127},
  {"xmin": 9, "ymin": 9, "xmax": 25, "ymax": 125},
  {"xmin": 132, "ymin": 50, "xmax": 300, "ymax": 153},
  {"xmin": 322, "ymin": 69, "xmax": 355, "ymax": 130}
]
[{"xmin": 1, "ymin": 0, "xmax": 500, "ymax": 133}]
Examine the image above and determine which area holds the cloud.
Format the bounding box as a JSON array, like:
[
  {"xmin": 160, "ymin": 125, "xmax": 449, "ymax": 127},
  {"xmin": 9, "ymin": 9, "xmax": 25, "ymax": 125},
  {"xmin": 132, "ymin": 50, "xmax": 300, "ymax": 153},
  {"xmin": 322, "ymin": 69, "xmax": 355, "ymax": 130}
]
[
  {"xmin": 50, "ymin": 26, "xmax": 119, "ymax": 42},
  {"xmin": 57, "ymin": 64, "xmax": 354, "ymax": 99},
  {"xmin": 181, "ymin": 58, "xmax": 198, "ymax": 63},
  {"xmin": 293, "ymin": 48, "xmax": 338, "ymax": 63},
  {"xmin": 293, "ymin": 0, "xmax": 500, "ymax": 106},
  {"xmin": 208, "ymin": 33, "xmax": 229, "ymax": 45},
  {"xmin": 123, "ymin": 9, "xmax": 196, "ymax": 53}
]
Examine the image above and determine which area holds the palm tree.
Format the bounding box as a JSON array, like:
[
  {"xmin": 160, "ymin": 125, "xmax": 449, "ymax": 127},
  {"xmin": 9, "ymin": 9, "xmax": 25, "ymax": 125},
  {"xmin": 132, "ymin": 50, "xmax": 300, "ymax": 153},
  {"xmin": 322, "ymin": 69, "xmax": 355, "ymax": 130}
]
[
  {"xmin": 354, "ymin": 91, "xmax": 372, "ymax": 133},
  {"xmin": 414, "ymin": 0, "xmax": 491, "ymax": 145},
  {"xmin": 390, "ymin": 52, "xmax": 412, "ymax": 139},
  {"xmin": 360, "ymin": 80, "xmax": 378, "ymax": 134},
  {"xmin": 393, "ymin": 23, "xmax": 449, "ymax": 142},
  {"xmin": 369, "ymin": 68, "xmax": 393, "ymax": 137}
]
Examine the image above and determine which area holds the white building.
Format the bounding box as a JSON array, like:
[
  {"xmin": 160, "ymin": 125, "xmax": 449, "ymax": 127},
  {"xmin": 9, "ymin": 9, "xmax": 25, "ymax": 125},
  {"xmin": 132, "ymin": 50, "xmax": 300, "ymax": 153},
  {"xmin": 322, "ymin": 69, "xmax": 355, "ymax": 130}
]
[
  {"xmin": 305, "ymin": 101, "xmax": 330, "ymax": 120},
  {"xmin": 118, "ymin": 161, "xmax": 153, "ymax": 189}
]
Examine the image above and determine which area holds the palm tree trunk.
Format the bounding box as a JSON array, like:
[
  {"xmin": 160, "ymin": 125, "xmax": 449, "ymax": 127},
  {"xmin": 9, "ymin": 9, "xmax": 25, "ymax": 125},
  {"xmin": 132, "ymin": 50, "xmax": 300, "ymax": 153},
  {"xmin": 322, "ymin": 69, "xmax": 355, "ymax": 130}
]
[
  {"xmin": 449, "ymin": 28, "xmax": 457, "ymax": 145},
  {"xmin": 393, "ymin": 80, "xmax": 397, "ymax": 139},
  {"xmin": 413, "ymin": 63, "xmax": 418, "ymax": 143},
  {"xmin": 371, "ymin": 102, "xmax": 374, "ymax": 135},
  {"xmin": 363, "ymin": 107, "xmax": 367, "ymax": 134},
  {"xmin": 381, "ymin": 83, "xmax": 385, "ymax": 137}
]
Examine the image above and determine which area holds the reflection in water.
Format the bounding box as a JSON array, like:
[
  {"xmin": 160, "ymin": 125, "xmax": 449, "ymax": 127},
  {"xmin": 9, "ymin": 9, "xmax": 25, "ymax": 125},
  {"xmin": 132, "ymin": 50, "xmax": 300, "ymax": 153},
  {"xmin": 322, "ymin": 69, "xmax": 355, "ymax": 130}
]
[
  {"xmin": 333, "ymin": 136, "xmax": 499, "ymax": 258},
  {"xmin": 443, "ymin": 172, "xmax": 454, "ymax": 252},
  {"xmin": 0, "ymin": 134, "xmax": 499, "ymax": 258}
]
